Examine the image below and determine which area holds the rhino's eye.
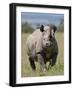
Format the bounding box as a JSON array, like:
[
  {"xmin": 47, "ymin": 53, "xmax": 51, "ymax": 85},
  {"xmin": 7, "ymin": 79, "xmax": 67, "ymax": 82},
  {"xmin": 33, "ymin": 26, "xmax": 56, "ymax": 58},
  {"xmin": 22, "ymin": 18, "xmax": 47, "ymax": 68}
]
[
  {"xmin": 49, "ymin": 35, "xmax": 52, "ymax": 41},
  {"xmin": 49, "ymin": 35, "xmax": 52, "ymax": 39},
  {"xmin": 43, "ymin": 38, "xmax": 45, "ymax": 40}
]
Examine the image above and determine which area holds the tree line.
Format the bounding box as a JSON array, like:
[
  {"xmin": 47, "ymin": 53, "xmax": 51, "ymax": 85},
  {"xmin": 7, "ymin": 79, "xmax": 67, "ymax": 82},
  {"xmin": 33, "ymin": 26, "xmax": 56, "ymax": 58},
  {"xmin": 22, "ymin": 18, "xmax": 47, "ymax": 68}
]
[{"xmin": 22, "ymin": 21, "xmax": 64, "ymax": 33}]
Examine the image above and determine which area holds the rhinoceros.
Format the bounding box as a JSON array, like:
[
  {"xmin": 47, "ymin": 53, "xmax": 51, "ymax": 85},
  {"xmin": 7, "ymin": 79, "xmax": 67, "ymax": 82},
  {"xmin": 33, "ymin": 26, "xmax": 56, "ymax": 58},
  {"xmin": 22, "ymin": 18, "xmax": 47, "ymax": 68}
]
[{"xmin": 26, "ymin": 25, "xmax": 58, "ymax": 72}]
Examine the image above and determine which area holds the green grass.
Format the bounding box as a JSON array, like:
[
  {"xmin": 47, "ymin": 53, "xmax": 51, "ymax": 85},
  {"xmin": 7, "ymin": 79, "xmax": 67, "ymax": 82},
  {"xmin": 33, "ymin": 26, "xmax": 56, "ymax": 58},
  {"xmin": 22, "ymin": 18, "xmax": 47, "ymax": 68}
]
[{"xmin": 21, "ymin": 32, "xmax": 64, "ymax": 77}]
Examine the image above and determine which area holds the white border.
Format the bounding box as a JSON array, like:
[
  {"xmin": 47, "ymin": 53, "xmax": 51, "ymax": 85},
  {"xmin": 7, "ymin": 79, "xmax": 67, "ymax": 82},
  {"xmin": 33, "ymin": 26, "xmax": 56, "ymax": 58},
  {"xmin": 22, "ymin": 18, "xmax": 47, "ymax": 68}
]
[{"xmin": 16, "ymin": 6, "xmax": 69, "ymax": 84}]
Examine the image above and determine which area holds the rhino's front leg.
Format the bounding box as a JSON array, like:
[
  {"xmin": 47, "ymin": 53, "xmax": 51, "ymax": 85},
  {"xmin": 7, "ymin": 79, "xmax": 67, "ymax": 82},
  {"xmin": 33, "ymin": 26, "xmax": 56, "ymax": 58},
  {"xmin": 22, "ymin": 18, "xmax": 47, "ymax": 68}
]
[
  {"xmin": 51, "ymin": 54, "xmax": 57, "ymax": 66},
  {"xmin": 49, "ymin": 54, "xmax": 57, "ymax": 67},
  {"xmin": 37, "ymin": 53, "xmax": 46, "ymax": 72}
]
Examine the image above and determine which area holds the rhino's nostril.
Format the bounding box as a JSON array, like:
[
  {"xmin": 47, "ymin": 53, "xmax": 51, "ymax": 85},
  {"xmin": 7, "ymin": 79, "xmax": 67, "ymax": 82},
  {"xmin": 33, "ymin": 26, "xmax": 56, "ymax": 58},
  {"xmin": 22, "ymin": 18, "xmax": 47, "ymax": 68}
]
[{"xmin": 46, "ymin": 43, "xmax": 49, "ymax": 46}]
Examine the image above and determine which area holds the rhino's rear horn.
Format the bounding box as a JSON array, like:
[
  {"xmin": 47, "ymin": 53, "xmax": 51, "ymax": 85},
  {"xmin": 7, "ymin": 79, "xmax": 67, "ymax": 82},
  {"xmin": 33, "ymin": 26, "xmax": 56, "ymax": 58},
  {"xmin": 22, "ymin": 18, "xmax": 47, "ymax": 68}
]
[{"xmin": 40, "ymin": 25, "xmax": 44, "ymax": 32}]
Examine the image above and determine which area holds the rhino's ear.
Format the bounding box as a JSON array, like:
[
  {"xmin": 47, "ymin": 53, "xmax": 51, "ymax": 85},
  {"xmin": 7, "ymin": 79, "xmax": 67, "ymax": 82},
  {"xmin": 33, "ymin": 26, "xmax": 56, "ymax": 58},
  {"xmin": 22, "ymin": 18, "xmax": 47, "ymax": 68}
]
[
  {"xmin": 50, "ymin": 24, "xmax": 57, "ymax": 33},
  {"xmin": 53, "ymin": 25, "xmax": 57, "ymax": 33},
  {"xmin": 40, "ymin": 25, "xmax": 44, "ymax": 32}
]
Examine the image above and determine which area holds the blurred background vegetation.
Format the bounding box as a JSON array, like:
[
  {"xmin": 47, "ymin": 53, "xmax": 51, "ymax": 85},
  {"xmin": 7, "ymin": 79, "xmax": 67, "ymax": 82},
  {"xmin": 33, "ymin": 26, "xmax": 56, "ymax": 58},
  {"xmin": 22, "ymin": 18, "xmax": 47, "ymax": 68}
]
[
  {"xmin": 22, "ymin": 22, "xmax": 34, "ymax": 33},
  {"xmin": 21, "ymin": 19, "xmax": 64, "ymax": 33},
  {"xmin": 57, "ymin": 19, "xmax": 64, "ymax": 32}
]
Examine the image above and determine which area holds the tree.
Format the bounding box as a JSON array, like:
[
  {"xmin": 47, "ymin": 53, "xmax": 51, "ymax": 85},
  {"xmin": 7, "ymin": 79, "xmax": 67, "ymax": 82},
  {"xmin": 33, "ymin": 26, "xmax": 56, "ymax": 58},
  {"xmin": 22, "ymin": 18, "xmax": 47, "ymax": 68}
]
[{"xmin": 57, "ymin": 19, "xmax": 64, "ymax": 32}]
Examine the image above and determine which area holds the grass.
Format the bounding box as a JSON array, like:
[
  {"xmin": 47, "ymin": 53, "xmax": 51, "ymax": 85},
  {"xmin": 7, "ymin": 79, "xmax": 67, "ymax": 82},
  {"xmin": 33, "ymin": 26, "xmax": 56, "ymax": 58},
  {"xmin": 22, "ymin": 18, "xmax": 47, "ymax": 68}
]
[{"xmin": 21, "ymin": 32, "xmax": 64, "ymax": 77}]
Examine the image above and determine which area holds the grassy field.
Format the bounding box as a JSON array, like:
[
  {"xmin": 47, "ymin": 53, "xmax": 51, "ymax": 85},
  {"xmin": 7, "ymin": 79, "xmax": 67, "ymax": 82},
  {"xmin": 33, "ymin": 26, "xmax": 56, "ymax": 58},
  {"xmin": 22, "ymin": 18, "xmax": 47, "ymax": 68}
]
[{"xmin": 21, "ymin": 32, "xmax": 64, "ymax": 77}]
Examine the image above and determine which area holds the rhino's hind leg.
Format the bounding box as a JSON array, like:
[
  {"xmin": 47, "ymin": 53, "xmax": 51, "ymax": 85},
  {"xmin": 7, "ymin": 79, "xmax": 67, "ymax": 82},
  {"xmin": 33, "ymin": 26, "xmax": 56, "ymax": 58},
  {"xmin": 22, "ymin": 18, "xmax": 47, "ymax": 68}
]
[{"xmin": 29, "ymin": 57, "xmax": 36, "ymax": 71}]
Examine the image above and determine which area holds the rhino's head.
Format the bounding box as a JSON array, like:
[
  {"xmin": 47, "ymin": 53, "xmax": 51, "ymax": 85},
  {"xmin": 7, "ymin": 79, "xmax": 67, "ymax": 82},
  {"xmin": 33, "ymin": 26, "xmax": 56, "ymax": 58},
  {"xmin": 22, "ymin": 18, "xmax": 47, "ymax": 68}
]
[{"xmin": 40, "ymin": 25, "xmax": 57, "ymax": 48}]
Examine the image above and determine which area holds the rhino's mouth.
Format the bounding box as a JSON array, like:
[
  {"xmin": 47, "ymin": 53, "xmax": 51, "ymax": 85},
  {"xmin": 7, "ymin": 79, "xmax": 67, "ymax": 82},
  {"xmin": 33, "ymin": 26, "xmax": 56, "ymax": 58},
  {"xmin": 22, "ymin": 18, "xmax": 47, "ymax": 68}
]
[
  {"xmin": 43, "ymin": 45, "xmax": 50, "ymax": 50},
  {"xmin": 43, "ymin": 42, "xmax": 52, "ymax": 48}
]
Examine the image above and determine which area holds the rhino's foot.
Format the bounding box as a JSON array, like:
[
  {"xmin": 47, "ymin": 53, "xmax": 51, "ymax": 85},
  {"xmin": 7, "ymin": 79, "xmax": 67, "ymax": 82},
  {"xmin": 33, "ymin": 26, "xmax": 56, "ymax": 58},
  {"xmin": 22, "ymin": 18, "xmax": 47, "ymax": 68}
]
[
  {"xmin": 40, "ymin": 68, "xmax": 46, "ymax": 73},
  {"xmin": 43, "ymin": 68, "xmax": 46, "ymax": 72},
  {"xmin": 47, "ymin": 64, "xmax": 52, "ymax": 70}
]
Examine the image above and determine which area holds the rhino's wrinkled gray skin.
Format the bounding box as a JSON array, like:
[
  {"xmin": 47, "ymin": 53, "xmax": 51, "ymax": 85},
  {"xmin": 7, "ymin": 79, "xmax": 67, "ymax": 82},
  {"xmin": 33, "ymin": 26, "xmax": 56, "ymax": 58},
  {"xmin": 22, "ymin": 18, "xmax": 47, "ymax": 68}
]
[{"xmin": 26, "ymin": 25, "xmax": 58, "ymax": 72}]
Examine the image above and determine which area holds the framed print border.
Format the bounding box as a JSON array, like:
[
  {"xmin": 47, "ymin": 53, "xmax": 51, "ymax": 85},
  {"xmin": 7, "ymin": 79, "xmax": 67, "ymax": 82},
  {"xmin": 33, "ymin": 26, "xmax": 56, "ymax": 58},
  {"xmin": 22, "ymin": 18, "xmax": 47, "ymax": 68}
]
[{"xmin": 9, "ymin": 3, "xmax": 71, "ymax": 87}]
